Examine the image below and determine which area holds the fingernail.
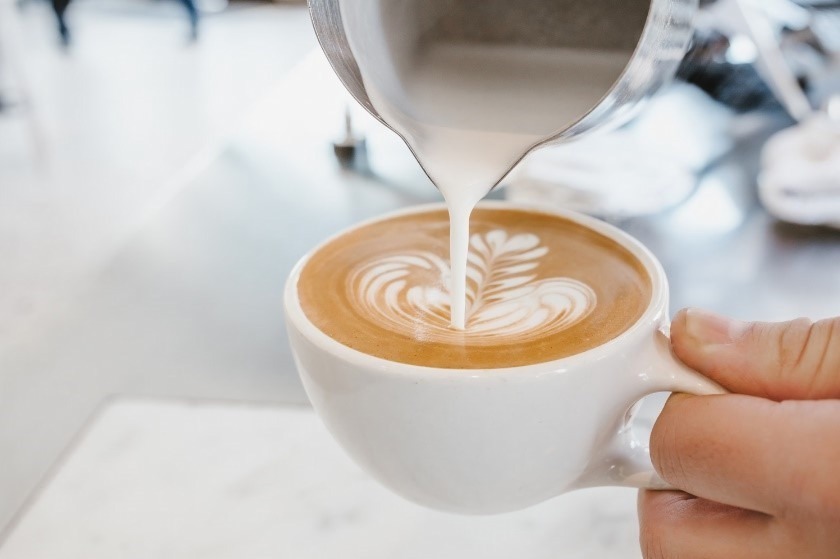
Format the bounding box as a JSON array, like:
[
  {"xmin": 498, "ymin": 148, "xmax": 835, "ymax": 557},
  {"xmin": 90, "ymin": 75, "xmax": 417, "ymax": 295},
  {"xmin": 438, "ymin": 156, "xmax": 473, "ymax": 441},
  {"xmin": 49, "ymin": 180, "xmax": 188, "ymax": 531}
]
[{"xmin": 684, "ymin": 309, "xmax": 748, "ymax": 346}]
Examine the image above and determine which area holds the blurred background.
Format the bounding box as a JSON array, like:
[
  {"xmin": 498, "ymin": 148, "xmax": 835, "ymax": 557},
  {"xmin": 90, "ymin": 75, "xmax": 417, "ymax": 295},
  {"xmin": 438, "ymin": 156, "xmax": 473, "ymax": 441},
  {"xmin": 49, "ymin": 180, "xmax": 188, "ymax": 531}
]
[{"xmin": 0, "ymin": 0, "xmax": 839, "ymax": 557}]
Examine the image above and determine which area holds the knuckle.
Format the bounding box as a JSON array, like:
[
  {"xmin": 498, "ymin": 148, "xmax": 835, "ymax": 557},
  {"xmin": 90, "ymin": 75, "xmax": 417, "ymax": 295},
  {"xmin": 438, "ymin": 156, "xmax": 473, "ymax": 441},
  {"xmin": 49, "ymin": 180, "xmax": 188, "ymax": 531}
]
[
  {"xmin": 777, "ymin": 318, "xmax": 813, "ymax": 374},
  {"xmin": 786, "ymin": 319, "xmax": 840, "ymax": 396},
  {"xmin": 813, "ymin": 319, "xmax": 840, "ymax": 387},
  {"xmin": 776, "ymin": 318, "xmax": 831, "ymax": 396}
]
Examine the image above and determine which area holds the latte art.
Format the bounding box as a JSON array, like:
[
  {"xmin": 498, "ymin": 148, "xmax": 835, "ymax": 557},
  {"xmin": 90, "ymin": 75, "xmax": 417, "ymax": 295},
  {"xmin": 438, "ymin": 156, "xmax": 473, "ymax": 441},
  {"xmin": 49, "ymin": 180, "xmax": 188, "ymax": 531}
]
[
  {"xmin": 298, "ymin": 207, "xmax": 651, "ymax": 369},
  {"xmin": 350, "ymin": 230, "xmax": 597, "ymax": 344}
]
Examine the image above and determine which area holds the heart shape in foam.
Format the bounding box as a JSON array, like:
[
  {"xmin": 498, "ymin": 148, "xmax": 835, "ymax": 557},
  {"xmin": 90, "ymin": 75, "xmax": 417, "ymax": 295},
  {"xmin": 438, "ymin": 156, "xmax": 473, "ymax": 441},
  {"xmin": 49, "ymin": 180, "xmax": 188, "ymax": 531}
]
[{"xmin": 348, "ymin": 229, "xmax": 597, "ymax": 345}]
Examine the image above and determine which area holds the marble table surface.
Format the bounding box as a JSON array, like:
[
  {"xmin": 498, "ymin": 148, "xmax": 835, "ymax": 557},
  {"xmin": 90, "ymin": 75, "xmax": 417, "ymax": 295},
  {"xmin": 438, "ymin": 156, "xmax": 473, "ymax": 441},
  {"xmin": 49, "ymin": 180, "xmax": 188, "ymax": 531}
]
[{"xmin": 0, "ymin": 399, "xmax": 644, "ymax": 559}]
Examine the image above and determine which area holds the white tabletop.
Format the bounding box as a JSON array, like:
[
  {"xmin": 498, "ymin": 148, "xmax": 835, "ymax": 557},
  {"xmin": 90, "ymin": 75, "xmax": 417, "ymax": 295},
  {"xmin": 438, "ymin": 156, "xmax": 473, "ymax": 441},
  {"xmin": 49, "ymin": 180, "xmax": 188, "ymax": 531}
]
[{"xmin": 0, "ymin": 399, "xmax": 643, "ymax": 559}]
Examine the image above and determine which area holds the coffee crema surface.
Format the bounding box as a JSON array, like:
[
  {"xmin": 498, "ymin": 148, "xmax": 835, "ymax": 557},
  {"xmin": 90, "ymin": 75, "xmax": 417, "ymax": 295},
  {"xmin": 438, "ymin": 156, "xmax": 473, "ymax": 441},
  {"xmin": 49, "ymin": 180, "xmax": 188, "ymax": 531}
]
[{"xmin": 298, "ymin": 208, "xmax": 651, "ymax": 369}]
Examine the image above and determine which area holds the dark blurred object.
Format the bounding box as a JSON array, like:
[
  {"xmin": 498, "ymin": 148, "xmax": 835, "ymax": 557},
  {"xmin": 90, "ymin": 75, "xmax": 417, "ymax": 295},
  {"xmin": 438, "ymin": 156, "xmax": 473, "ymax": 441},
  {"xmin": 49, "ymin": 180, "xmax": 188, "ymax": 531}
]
[
  {"xmin": 681, "ymin": 0, "xmax": 840, "ymax": 118},
  {"xmin": 51, "ymin": 0, "xmax": 70, "ymax": 46},
  {"xmin": 39, "ymin": 0, "xmax": 201, "ymax": 46},
  {"xmin": 332, "ymin": 105, "xmax": 368, "ymax": 169},
  {"xmin": 181, "ymin": 0, "xmax": 200, "ymax": 40},
  {"xmin": 677, "ymin": 29, "xmax": 783, "ymax": 113}
]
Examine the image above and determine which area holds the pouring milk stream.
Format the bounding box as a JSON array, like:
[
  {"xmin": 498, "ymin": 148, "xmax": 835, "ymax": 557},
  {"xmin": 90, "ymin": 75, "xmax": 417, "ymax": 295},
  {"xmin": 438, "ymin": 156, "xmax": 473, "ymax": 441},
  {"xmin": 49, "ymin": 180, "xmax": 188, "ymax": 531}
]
[{"xmin": 331, "ymin": 0, "xmax": 672, "ymax": 330}]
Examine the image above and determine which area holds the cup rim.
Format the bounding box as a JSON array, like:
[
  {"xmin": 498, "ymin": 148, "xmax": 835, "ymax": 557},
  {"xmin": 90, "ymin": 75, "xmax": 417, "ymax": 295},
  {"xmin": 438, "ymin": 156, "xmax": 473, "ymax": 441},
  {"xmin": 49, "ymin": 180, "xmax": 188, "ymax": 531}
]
[{"xmin": 284, "ymin": 201, "xmax": 669, "ymax": 376}]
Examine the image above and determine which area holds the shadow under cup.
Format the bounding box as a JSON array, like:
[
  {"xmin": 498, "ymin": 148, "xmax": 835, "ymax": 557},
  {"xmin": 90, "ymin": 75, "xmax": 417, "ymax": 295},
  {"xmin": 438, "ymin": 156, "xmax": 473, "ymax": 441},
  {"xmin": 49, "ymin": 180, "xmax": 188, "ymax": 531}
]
[{"xmin": 284, "ymin": 202, "xmax": 724, "ymax": 515}]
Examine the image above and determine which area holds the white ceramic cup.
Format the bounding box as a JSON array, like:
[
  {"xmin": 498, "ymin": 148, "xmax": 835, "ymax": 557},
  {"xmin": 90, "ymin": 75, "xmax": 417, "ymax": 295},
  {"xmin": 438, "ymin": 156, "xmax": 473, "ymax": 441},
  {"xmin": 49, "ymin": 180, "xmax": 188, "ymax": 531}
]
[{"xmin": 284, "ymin": 202, "xmax": 725, "ymax": 515}]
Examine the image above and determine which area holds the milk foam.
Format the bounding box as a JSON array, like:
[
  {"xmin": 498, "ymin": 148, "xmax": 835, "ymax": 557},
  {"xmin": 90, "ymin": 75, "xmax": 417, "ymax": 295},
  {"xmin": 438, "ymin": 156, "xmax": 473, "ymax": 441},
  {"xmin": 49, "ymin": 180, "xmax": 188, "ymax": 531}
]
[
  {"xmin": 337, "ymin": 1, "xmax": 630, "ymax": 330},
  {"xmin": 349, "ymin": 229, "xmax": 597, "ymax": 343},
  {"xmin": 298, "ymin": 207, "xmax": 652, "ymax": 368}
]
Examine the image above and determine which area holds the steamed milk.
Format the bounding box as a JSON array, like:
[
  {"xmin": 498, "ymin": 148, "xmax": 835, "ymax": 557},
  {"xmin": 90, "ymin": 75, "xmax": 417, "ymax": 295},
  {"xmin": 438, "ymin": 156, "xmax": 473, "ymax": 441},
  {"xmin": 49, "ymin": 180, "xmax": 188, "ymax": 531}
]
[{"xmin": 337, "ymin": 1, "xmax": 632, "ymax": 331}]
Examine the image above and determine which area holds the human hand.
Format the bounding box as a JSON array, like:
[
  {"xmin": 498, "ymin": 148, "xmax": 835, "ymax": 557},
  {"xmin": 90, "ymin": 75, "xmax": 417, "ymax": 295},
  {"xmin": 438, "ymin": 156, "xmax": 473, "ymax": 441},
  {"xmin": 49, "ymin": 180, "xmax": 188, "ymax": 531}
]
[{"xmin": 638, "ymin": 309, "xmax": 840, "ymax": 559}]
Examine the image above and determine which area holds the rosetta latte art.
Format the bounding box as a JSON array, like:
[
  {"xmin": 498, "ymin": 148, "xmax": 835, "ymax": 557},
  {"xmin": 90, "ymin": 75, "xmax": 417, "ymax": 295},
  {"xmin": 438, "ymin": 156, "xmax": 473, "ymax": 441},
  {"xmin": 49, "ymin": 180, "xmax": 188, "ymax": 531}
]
[{"xmin": 348, "ymin": 230, "xmax": 597, "ymax": 344}]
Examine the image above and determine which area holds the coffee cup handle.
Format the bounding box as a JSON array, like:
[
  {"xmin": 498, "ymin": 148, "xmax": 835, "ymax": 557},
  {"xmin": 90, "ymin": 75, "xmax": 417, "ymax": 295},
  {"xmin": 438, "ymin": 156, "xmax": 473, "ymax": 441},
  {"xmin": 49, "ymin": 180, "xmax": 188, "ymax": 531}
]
[{"xmin": 578, "ymin": 329, "xmax": 728, "ymax": 490}]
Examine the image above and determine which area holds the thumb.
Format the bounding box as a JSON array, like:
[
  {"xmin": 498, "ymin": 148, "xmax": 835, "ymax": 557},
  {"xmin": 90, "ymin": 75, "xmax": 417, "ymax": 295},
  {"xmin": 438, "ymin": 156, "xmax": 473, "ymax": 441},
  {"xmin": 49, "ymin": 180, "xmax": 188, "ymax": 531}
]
[{"xmin": 671, "ymin": 309, "xmax": 840, "ymax": 401}]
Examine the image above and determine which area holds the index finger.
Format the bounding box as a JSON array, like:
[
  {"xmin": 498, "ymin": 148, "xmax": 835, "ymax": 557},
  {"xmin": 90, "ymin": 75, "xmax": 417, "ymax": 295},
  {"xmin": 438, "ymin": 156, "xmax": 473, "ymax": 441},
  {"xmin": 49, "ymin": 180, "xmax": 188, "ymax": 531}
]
[{"xmin": 651, "ymin": 393, "xmax": 840, "ymax": 518}]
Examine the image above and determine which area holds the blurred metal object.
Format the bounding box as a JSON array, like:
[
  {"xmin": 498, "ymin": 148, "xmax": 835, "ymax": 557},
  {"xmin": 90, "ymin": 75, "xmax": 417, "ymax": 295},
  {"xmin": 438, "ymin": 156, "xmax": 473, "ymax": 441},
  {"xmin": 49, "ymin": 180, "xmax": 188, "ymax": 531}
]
[
  {"xmin": 690, "ymin": 0, "xmax": 840, "ymax": 117},
  {"xmin": 332, "ymin": 104, "xmax": 367, "ymax": 168},
  {"xmin": 309, "ymin": 0, "xmax": 698, "ymax": 180},
  {"xmin": 734, "ymin": 0, "xmax": 814, "ymax": 121}
]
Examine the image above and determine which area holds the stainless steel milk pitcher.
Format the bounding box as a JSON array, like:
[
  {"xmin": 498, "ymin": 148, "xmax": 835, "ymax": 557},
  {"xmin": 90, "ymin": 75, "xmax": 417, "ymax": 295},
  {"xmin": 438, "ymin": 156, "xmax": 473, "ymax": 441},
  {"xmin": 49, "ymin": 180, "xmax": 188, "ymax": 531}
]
[{"xmin": 310, "ymin": 0, "xmax": 698, "ymax": 188}]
